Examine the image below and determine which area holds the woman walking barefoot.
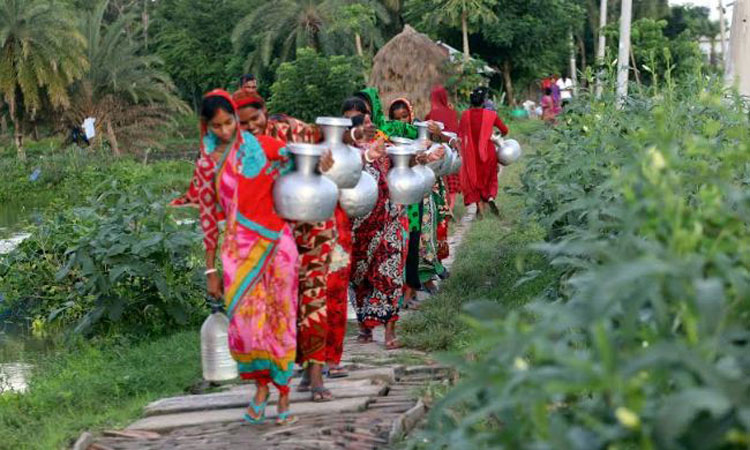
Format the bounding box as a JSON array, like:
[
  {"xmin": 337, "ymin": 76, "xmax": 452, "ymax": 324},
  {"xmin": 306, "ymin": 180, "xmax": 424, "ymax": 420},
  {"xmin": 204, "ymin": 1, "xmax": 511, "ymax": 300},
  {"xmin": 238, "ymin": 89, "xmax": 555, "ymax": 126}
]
[
  {"xmin": 458, "ymin": 87, "xmax": 510, "ymax": 219},
  {"xmin": 342, "ymin": 96, "xmax": 406, "ymax": 350},
  {"xmin": 172, "ymin": 90, "xmax": 299, "ymax": 425}
]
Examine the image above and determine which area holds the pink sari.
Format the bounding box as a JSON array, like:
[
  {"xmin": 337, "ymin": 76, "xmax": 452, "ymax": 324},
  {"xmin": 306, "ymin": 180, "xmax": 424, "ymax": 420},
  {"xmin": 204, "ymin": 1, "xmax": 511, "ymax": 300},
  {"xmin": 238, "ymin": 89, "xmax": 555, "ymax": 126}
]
[{"xmin": 175, "ymin": 89, "xmax": 299, "ymax": 392}]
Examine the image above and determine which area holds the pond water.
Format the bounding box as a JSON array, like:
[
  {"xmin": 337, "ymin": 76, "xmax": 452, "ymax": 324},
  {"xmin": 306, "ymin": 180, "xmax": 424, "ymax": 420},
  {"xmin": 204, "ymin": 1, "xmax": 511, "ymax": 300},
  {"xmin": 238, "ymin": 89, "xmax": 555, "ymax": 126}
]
[{"xmin": 0, "ymin": 363, "xmax": 32, "ymax": 394}]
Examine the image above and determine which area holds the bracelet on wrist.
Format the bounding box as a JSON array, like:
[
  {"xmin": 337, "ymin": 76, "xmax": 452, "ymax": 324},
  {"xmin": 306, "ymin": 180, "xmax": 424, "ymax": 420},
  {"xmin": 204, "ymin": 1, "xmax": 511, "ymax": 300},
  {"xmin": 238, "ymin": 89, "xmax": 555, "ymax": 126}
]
[{"xmin": 205, "ymin": 268, "xmax": 218, "ymax": 276}]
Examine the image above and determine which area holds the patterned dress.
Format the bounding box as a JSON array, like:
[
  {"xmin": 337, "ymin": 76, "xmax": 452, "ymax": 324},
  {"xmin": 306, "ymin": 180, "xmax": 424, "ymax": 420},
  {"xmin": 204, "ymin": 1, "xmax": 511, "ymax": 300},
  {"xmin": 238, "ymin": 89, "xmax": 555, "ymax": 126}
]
[
  {"xmin": 350, "ymin": 155, "xmax": 408, "ymax": 328},
  {"xmin": 174, "ymin": 116, "xmax": 299, "ymax": 393},
  {"xmin": 261, "ymin": 115, "xmax": 349, "ymax": 366}
]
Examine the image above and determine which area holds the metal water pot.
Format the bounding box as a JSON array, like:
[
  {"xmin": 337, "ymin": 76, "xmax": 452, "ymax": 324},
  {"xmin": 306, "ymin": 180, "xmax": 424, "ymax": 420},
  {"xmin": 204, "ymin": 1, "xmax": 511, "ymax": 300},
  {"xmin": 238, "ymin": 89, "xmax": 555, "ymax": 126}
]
[
  {"xmin": 316, "ymin": 117, "xmax": 362, "ymax": 189},
  {"xmin": 201, "ymin": 299, "xmax": 238, "ymax": 382},
  {"xmin": 415, "ymin": 121, "xmax": 446, "ymax": 175},
  {"xmin": 386, "ymin": 141, "xmax": 423, "ymax": 205},
  {"xmin": 497, "ymin": 138, "xmax": 522, "ymax": 166},
  {"xmin": 413, "ymin": 164, "xmax": 436, "ymax": 197},
  {"xmin": 339, "ymin": 170, "xmax": 378, "ymax": 218},
  {"xmin": 439, "ymin": 132, "xmax": 458, "ymax": 176},
  {"xmin": 273, "ymin": 143, "xmax": 339, "ymax": 221}
]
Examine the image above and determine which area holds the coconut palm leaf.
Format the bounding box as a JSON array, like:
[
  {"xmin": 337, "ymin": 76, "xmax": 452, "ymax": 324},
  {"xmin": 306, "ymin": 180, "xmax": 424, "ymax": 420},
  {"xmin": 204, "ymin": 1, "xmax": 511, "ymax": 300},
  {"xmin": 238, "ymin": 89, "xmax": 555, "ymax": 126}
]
[{"xmin": 0, "ymin": 0, "xmax": 88, "ymax": 158}]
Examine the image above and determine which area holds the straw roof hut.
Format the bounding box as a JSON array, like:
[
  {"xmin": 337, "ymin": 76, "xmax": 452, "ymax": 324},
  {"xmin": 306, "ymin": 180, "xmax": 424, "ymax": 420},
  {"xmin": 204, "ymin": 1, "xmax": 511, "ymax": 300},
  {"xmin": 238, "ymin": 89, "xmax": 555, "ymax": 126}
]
[{"xmin": 370, "ymin": 25, "xmax": 450, "ymax": 119}]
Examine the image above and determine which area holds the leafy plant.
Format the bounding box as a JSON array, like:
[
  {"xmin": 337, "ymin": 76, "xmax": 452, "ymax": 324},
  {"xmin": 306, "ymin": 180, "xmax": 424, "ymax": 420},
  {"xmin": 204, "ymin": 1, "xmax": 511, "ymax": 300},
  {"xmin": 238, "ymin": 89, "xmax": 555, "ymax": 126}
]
[
  {"xmin": 267, "ymin": 48, "xmax": 365, "ymax": 122},
  {"xmin": 0, "ymin": 186, "xmax": 205, "ymax": 337},
  {"xmin": 413, "ymin": 78, "xmax": 750, "ymax": 448}
]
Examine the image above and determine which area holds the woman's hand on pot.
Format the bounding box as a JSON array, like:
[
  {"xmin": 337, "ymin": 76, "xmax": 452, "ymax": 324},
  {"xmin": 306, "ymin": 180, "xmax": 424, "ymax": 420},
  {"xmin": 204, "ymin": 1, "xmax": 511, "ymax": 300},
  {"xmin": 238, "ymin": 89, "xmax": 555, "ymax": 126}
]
[{"xmin": 319, "ymin": 148, "xmax": 335, "ymax": 172}]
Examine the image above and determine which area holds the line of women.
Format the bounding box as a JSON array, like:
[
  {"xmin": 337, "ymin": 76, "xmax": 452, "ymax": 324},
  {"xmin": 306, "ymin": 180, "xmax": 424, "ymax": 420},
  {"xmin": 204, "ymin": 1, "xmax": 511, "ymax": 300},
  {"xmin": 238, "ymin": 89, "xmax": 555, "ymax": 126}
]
[{"xmin": 172, "ymin": 83, "xmax": 508, "ymax": 427}]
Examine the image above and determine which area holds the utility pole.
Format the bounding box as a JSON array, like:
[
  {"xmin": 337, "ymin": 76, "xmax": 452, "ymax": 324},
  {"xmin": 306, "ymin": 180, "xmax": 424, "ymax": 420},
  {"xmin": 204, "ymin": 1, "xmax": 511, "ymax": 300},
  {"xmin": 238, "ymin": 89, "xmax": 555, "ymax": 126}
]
[
  {"xmin": 616, "ymin": 0, "xmax": 633, "ymax": 108},
  {"xmin": 718, "ymin": 0, "xmax": 728, "ymax": 71},
  {"xmin": 595, "ymin": 0, "xmax": 608, "ymax": 98},
  {"xmin": 726, "ymin": 0, "xmax": 749, "ymax": 97}
]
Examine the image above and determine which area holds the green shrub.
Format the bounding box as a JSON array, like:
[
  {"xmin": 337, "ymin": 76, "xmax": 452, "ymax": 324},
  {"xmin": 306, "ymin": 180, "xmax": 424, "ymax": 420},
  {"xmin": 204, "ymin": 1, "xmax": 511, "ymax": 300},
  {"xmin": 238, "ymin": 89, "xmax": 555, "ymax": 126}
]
[
  {"xmin": 0, "ymin": 186, "xmax": 206, "ymax": 338},
  {"xmin": 268, "ymin": 48, "xmax": 365, "ymax": 122},
  {"xmin": 415, "ymin": 80, "xmax": 750, "ymax": 448}
]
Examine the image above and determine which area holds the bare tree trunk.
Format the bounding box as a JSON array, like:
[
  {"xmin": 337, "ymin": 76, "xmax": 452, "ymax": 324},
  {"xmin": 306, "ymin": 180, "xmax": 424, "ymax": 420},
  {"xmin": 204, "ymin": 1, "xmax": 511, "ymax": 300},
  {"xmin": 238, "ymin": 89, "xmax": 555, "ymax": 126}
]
[
  {"xmin": 596, "ymin": 0, "xmax": 608, "ymax": 98},
  {"xmin": 617, "ymin": 0, "xmax": 633, "ymax": 108},
  {"xmin": 142, "ymin": 0, "xmax": 149, "ymax": 50},
  {"xmin": 106, "ymin": 118, "xmax": 121, "ymax": 156},
  {"xmin": 502, "ymin": 60, "xmax": 516, "ymax": 107},
  {"xmin": 12, "ymin": 112, "xmax": 24, "ymax": 161},
  {"xmin": 630, "ymin": 47, "xmax": 641, "ymax": 87},
  {"xmin": 726, "ymin": 0, "xmax": 749, "ymax": 97},
  {"xmin": 579, "ymin": 35, "xmax": 587, "ymax": 79},
  {"xmin": 718, "ymin": 0, "xmax": 728, "ymax": 71},
  {"xmin": 569, "ymin": 30, "xmax": 578, "ymax": 95},
  {"xmin": 461, "ymin": 10, "xmax": 470, "ymax": 62},
  {"xmin": 1, "ymin": 114, "xmax": 7, "ymax": 137},
  {"xmin": 355, "ymin": 33, "xmax": 364, "ymax": 57}
]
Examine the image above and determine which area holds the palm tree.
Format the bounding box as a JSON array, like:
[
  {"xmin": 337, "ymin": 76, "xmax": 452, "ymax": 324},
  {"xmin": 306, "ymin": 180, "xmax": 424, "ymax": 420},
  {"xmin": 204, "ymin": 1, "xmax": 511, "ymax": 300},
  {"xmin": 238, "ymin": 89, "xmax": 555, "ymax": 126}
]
[
  {"xmin": 413, "ymin": 0, "xmax": 498, "ymax": 61},
  {"xmin": 0, "ymin": 0, "xmax": 88, "ymax": 160},
  {"xmin": 327, "ymin": 0, "xmax": 391, "ymax": 57},
  {"xmin": 68, "ymin": 0, "xmax": 187, "ymax": 155},
  {"xmin": 233, "ymin": 0, "xmax": 338, "ymax": 72}
]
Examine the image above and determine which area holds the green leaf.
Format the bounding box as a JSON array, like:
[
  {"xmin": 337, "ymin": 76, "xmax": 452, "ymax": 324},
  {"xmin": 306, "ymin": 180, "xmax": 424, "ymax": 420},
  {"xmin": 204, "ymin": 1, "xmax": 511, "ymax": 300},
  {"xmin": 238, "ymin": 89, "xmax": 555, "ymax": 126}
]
[{"xmin": 656, "ymin": 388, "xmax": 732, "ymax": 444}]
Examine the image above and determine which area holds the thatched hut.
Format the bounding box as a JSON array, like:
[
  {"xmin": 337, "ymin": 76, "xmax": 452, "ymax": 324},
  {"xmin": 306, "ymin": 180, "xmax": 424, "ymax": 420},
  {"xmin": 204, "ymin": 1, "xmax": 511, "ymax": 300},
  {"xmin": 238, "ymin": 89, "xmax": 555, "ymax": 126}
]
[{"xmin": 370, "ymin": 25, "xmax": 450, "ymax": 119}]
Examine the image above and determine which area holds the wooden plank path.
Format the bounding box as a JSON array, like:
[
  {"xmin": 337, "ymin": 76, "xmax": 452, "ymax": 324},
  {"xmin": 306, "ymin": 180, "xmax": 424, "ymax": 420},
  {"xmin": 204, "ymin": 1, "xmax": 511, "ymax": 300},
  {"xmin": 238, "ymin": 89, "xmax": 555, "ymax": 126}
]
[{"xmin": 78, "ymin": 206, "xmax": 475, "ymax": 450}]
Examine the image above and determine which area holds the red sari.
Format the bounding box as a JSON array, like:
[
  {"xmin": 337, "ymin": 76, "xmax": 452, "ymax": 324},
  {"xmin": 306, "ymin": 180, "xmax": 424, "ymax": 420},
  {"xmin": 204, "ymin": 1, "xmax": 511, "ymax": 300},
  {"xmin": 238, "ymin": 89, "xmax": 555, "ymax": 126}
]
[
  {"xmin": 458, "ymin": 108, "xmax": 509, "ymax": 205},
  {"xmin": 425, "ymin": 85, "xmax": 461, "ymax": 195}
]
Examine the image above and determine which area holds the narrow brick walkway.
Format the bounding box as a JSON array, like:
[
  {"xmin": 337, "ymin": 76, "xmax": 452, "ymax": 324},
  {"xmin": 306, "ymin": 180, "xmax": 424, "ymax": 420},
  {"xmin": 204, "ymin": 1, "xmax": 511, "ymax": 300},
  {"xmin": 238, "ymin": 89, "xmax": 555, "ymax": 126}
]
[{"xmin": 78, "ymin": 206, "xmax": 475, "ymax": 450}]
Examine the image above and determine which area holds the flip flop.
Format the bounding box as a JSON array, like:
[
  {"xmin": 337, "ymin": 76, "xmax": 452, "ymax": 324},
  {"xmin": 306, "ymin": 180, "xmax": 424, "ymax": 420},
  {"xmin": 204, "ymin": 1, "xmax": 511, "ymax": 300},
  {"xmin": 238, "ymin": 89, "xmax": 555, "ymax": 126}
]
[
  {"xmin": 327, "ymin": 365, "xmax": 349, "ymax": 378},
  {"xmin": 242, "ymin": 397, "xmax": 267, "ymax": 425},
  {"xmin": 276, "ymin": 410, "xmax": 298, "ymax": 426},
  {"xmin": 311, "ymin": 386, "xmax": 334, "ymax": 402}
]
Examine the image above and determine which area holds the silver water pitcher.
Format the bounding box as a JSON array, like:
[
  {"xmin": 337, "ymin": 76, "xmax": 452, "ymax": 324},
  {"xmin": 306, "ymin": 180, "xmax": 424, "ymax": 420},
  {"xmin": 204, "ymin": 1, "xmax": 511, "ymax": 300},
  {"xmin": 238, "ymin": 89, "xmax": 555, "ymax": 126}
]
[
  {"xmin": 273, "ymin": 143, "xmax": 338, "ymax": 221},
  {"xmin": 386, "ymin": 139, "xmax": 423, "ymax": 205},
  {"xmin": 339, "ymin": 170, "xmax": 378, "ymax": 218},
  {"xmin": 497, "ymin": 138, "xmax": 522, "ymax": 166},
  {"xmin": 316, "ymin": 117, "xmax": 363, "ymax": 189}
]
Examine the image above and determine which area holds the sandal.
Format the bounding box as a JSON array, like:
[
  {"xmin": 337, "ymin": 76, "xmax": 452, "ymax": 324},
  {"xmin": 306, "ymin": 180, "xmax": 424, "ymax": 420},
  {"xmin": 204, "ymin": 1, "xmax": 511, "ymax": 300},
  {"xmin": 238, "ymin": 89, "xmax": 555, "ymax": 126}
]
[
  {"xmin": 311, "ymin": 386, "xmax": 334, "ymax": 402},
  {"xmin": 276, "ymin": 410, "xmax": 298, "ymax": 426},
  {"xmin": 242, "ymin": 397, "xmax": 268, "ymax": 425},
  {"xmin": 327, "ymin": 365, "xmax": 349, "ymax": 378}
]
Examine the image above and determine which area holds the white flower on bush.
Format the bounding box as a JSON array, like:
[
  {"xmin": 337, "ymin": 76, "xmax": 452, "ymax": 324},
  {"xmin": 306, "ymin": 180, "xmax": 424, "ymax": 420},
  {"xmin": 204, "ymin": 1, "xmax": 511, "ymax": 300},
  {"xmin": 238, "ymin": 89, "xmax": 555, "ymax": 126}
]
[
  {"xmin": 647, "ymin": 147, "xmax": 666, "ymax": 170},
  {"xmin": 513, "ymin": 357, "xmax": 529, "ymax": 371},
  {"xmin": 615, "ymin": 406, "xmax": 641, "ymax": 429}
]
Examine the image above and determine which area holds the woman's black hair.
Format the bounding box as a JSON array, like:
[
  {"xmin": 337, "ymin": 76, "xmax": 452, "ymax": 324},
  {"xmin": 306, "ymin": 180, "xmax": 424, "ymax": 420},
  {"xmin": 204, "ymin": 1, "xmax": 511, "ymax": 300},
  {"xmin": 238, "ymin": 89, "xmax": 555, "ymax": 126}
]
[
  {"xmin": 239, "ymin": 73, "xmax": 255, "ymax": 85},
  {"xmin": 544, "ymin": 87, "xmax": 553, "ymax": 96},
  {"xmin": 388, "ymin": 100, "xmax": 409, "ymax": 119},
  {"xmin": 352, "ymin": 92, "xmax": 372, "ymax": 113},
  {"xmin": 341, "ymin": 96, "xmax": 369, "ymax": 115},
  {"xmin": 470, "ymin": 86, "xmax": 488, "ymax": 107},
  {"xmin": 200, "ymin": 96, "xmax": 235, "ymax": 122}
]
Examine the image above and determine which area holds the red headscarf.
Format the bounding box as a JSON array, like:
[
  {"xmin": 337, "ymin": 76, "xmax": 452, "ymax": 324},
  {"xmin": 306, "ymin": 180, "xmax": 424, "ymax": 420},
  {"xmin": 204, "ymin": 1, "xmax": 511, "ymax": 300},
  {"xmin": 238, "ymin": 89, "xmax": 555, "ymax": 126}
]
[
  {"xmin": 425, "ymin": 85, "xmax": 459, "ymax": 133},
  {"xmin": 172, "ymin": 89, "xmax": 243, "ymax": 250},
  {"xmin": 233, "ymin": 88, "xmax": 265, "ymax": 109},
  {"xmin": 388, "ymin": 97, "xmax": 414, "ymax": 123}
]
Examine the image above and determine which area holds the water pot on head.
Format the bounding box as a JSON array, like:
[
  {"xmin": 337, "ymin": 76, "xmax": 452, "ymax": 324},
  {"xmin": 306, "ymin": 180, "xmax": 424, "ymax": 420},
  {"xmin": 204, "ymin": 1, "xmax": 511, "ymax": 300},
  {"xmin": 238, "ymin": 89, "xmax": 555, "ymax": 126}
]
[
  {"xmin": 316, "ymin": 117, "xmax": 362, "ymax": 189},
  {"xmin": 273, "ymin": 143, "xmax": 339, "ymax": 221},
  {"xmin": 201, "ymin": 298, "xmax": 238, "ymax": 382}
]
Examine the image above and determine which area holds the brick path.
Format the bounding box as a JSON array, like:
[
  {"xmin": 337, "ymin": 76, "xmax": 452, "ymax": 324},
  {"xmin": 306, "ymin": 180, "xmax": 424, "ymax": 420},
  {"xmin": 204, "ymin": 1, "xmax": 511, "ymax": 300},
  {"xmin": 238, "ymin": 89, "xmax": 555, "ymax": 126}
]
[{"xmin": 76, "ymin": 206, "xmax": 475, "ymax": 450}]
